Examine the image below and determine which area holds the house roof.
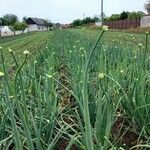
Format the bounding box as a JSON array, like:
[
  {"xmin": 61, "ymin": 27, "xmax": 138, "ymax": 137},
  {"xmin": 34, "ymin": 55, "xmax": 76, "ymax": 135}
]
[{"xmin": 27, "ymin": 17, "xmax": 45, "ymax": 25}]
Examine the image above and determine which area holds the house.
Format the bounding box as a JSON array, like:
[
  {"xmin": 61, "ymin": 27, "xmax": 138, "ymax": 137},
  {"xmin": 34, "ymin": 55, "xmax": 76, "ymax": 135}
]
[
  {"xmin": 0, "ymin": 26, "xmax": 22, "ymax": 36},
  {"xmin": 25, "ymin": 17, "xmax": 47, "ymax": 32},
  {"xmin": 62, "ymin": 24, "xmax": 71, "ymax": 29},
  {"xmin": 140, "ymin": 15, "xmax": 150, "ymax": 28}
]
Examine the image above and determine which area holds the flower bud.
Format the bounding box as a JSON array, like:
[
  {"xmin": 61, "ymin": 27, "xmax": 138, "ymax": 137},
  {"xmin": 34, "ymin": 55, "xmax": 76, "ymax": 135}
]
[{"xmin": 23, "ymin": 50, "xmax": 30, "ymax": 55}]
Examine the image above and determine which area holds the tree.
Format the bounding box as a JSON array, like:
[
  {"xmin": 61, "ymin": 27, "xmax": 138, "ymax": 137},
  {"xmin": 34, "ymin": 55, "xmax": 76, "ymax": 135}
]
[
  {"xmin": 3, "ymin": 14, "xmax": 18, "ymax": 26},
  {"xmin": 104, "ymin": 17, "xmax": 110, "ymax": 22},
  {"xmin": 10, "ymin": 22, "xmax": 27, "ymax": 35},
  {"xmin": 0, "ymin": 17, "xmax": 5, "ymax": 37},
  {"xmin": 120, "ymin": 11, "xmax": 128, "ymax": 20},
  {"xmin": 93, "ymin": 16, "xmax": 100, "ymax": 22},
  {"xmin": 145, "ymin": 0, "xmax": 150, "ymax": 14},
  {"xmin": 109, "ymin": 14, "xmax": 120, "ymax": 21},
  {"xmin": 101, "ymin": 0, "xmax": 104, "ymax": 25},
  {"xmin": 128, "ymin": 11, "xmax": 145, "ymax": 19},
  {"xmin": 72, "ymin": 19, "xmax": 82, "ymax": 26},
  {"xmin": 0, "ymin": 19, "xmax": 2, "ymax": 37},
  {"xmin": 20, "ymin": 22, "xmax": 28, "ymax": 33},
  {"xmin": 43, "ymin": 20, "xmax": 53, "ymax": 30},
  {"xmin": 2, "ymin": 14, "xmax": 18, "ymax": 35},
  {"xmin": 82, "ymin": 17, "xmax": 93, "ymax": 24},
  {"xmin": 23, "ymin": 16, "xmax": 28, "ymax": 22},
  {"xmin": 0, "ymin": 17, "xmax": 5, "ymax": 26}
]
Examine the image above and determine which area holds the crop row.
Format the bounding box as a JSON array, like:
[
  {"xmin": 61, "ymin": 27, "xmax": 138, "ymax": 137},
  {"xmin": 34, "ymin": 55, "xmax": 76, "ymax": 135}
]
[{"xmin": 0, "ymin": 29, "xmax": 150, "ymax": 149}]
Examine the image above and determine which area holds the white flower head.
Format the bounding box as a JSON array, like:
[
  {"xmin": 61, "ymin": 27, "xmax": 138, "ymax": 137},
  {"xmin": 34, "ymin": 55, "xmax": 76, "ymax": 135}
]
[
  {"xmin": 98, "ymin": 73, "xmax": 105, "ymax": 79},
  {"xmin": 23, "ymin": 50, "xmax": 30, "ymax": 55},
  {"xmin": 46, "ymin": 74, "xmax": 52, "ymax": 79},
  {"xmin": 146, "ymin": 31, "xmax": 149, "ymax": 35},
  {"xmin": 138, "ymin": 43, "xmax": 143, "ymax": 47},
  {"xmin": 0, "ymin": 47, "xmax": 2, "ymax": 49},
  {"xmin": 47, "ymin": 119, "xmax": 50, "ymax": 123},
  {"xmin": 0, "ymin": 71, "xmax": 4, "ymax": 77},
  {"xmin": 120, "ymin": 70, "xmax": 124, "ymax": 73},
  {"xmin": 9, "ymin": 96, "xmax": 14, "ymax": 99},
  {"xmin": 8, "ymin": 48, "xmax": 13, "ymax": 53},
  {"xmin": 102, "ymin": 26, "xmax": 109, "ymax": 31}
]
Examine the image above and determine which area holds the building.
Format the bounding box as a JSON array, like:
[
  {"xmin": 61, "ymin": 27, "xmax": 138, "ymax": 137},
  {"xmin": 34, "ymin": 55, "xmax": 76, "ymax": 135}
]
[
  {"xmin": 0, "ymin": 26, "xmax": 21, "ymax": 36},
  {"xmin": 61, "ymin": 24, "xmax": 71, "ymax": 29},
  {"xmin": 95, "ymin": 21, "xmax": 102, "ymax": 27},
  {"xmin": 26, "ymin": 17, "xmax": 47, "ymax": 32},
  {"xmin": 140, "ymin": 15, "xmax": 150, "ymax": 28}
]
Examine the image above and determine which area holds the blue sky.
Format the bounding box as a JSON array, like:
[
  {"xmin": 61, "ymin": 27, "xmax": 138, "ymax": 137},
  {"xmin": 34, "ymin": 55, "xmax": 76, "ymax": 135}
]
[{"xmin": 0, "ymin": 0, "xmax": 147, "ymax": 23}]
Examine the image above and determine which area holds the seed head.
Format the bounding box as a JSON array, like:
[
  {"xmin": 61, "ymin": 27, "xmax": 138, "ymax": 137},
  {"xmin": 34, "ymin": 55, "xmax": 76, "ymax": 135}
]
[
  {"xmin": 0, "ymin": 47, "xmax": 2, "ymax": 49},
  {"xmin": 23, "ymin": 50, "xmax": 30, "ymax": 55},
  {"xmin": 98, "ymin": 73, "xmax": 105, "ymax": 79},
  {"xmin": 120, "ymin": 70, "xmax": 124, "ymax": 73},
  {"xmin": 138, "ymin": 43, "xmax": 143, "ymax": 47},
  {"xmin": 102, "ymin": 26, "xmax": 109, "ymax": 31},
  {"xmin": 0, "ymin": 71, "xmax": 4, "ymax": 77},
  {"xmin": 8, "ymin": 48, "xmax": 13, "ymax": 53},
  {"xmin": 46, "ymin": 74, "xmax": 52, "ymax": 79}
]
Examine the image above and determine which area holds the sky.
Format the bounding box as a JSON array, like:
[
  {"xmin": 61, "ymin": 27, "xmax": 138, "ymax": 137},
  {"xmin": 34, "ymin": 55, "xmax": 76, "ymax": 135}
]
[{"xmin": 0, "ymin": 0, "xmax": 147, "ymax": 24}]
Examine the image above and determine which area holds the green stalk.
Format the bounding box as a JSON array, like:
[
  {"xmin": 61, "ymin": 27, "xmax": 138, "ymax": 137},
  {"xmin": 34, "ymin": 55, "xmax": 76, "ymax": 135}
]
[
  {"xmin": 14, "ymin": 54, "xmax": 34, "ymax": 150},
  {"xmin": 0, "ymin": 49, "xmax": 22, "ymax": 150},
  {"xmin": 10, "ymin": 51, "xmax": 29, "ymax": 123},
  {"xmin": 143, "ymin": 33, "xmax": 149, "ymax": 68},
  {"xmin": 83, "ymin": 31, "xmax": 105, "ymax": 150}
]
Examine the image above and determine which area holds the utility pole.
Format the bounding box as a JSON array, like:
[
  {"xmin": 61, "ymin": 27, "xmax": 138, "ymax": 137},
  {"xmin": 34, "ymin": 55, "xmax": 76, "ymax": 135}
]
[
  {"xmin": 83, "ymin": 12, "xmax": 85, "ymax": 19},
  {"xmin": 101, "ymin": 0, "xmax": 104, "ymax": 26}
]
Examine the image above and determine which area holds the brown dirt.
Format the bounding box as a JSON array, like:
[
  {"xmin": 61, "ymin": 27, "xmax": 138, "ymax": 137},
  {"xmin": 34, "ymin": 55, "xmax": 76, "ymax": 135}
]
[{"xmin": 112, "ymin": 116, "xmax": 146, "ymax": 149}]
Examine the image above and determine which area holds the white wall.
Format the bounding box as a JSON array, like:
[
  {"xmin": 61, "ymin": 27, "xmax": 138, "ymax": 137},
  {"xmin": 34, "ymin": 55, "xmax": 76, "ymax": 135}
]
[
  {"xmin": 0, "ymin": 26, "xmax": 16, "ymax": 36},
  {"xmin": 95, "ymin": 22, "xmax": 102, "ymax": 27},
  {"xmin": 25, "ymin": 25, "xmax": 47, "ymax": 32},
  {"xmin": 140, "ymin": 16, "xmax": 150, "ymax": 28},
  {"xmin": 0, "ymin": 25, "xmax": 48, "ymax": 37}
]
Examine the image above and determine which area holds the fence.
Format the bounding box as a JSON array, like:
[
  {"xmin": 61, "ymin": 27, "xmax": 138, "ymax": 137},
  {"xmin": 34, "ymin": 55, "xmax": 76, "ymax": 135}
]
[{"xmin": 104, "ymin": 18, "xmax": 141, "ymax": 29}]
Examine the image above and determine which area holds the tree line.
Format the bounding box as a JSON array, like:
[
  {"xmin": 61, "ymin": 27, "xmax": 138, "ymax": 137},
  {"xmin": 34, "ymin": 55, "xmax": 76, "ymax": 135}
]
[
  {"xmin": 72, "ymin": 11, "xmax": 146, "ymax": 27},
  {"xmin": 72, "ymin": 0, "xmax": 150, "ymax": 27},
  {"xmin": 104, "ymin": 11, "xmax": 145, "ymax": 22},
  {"xmin": 104, "ymin": 0, "xmax": 150, "ymax": 22},
  {"xmin": 0, "ymin": 14, "xmax": 52, "ymax": 36},
  {"xmin": 71, "ymin": 16, "xmax": 99, "ymax": 27},
  {"xmin": 0, "ymin": 14, "xmax": 27, "ymax": 35}
]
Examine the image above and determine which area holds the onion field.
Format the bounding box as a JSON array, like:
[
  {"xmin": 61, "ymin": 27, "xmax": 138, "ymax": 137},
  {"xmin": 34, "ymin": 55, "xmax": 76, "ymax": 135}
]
[{"xmin": 0, "ymin": 29, "xmax": 150, "ymax": 150}]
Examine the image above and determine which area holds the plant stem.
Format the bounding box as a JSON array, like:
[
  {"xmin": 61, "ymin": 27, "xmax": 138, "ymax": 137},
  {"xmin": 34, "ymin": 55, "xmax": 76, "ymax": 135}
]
[
  {"xmin": 14, "ymin": 55, "xmax": 34, "ymax": 150},
  {"xmin": 0, "ymin": 49, "xmax": 22, "ymax": 150},
  {"xmin": 83, "ymin": 31, "xmax": 105, "ymax": 150}
]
